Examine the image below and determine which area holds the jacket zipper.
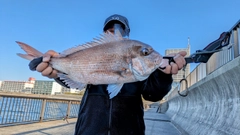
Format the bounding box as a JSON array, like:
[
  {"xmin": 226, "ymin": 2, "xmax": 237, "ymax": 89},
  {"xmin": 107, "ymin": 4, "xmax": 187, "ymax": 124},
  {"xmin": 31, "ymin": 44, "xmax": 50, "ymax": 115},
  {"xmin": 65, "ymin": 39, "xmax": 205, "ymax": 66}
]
[{"xmin": 108, "ymin": 99, "xmax": 112, "ymax": 135}]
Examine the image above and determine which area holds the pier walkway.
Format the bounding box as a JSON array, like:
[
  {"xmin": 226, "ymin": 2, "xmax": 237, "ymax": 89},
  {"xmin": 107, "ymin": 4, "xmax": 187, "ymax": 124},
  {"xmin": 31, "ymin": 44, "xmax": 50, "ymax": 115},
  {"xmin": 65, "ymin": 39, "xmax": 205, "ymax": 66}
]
[{"xmin": 0, "ymin": 107, "xmax": 183, "ymax": 135}]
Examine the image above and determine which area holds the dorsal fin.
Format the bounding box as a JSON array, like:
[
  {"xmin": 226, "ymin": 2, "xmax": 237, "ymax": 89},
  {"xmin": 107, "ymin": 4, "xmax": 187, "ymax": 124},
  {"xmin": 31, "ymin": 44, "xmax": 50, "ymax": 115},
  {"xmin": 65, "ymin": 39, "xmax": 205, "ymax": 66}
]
[{"xmin": 59, "ymin": 29, "xmax": 124, "ymax": 57}]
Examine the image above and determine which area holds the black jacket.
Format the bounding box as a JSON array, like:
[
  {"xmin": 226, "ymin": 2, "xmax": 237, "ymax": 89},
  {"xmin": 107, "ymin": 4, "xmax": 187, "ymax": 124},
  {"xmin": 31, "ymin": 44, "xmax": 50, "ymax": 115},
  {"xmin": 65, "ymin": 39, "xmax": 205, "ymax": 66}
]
[{"xmin": 73, "ymin": 69, "xmax": 173, "ymax": 135}]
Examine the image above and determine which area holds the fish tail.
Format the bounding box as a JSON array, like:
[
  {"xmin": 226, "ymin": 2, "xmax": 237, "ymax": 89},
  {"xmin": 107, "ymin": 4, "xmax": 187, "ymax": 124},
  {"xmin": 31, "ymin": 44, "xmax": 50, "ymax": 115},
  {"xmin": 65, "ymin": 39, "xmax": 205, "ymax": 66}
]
[{"xmin": 16, "ymin": 41, "xmax": 43, "ymax": 60}]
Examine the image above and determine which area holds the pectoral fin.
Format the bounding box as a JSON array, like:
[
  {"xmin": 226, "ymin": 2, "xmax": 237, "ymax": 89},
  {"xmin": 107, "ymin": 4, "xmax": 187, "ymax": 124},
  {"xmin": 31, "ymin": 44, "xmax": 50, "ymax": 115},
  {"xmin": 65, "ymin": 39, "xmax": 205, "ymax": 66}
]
[{"xmin": 107, "ymin": 83, "xmax": 124, "ymax": 99}]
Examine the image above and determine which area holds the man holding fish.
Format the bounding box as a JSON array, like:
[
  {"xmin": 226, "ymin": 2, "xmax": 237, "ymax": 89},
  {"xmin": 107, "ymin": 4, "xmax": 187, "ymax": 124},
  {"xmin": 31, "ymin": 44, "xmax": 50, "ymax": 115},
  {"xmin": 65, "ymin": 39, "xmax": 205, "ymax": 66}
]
[{"xmin": 19, "ymin": 14, "xmax": 186, "ymax": 135}]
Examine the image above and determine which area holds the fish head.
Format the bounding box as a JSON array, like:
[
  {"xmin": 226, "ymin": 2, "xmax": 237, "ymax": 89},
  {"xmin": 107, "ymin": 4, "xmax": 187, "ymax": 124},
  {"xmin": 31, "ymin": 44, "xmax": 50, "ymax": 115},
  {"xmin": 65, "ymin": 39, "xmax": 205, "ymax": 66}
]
[{"xmin": 129, "ymin": 40, "xmax": 162, "ymax": 80}]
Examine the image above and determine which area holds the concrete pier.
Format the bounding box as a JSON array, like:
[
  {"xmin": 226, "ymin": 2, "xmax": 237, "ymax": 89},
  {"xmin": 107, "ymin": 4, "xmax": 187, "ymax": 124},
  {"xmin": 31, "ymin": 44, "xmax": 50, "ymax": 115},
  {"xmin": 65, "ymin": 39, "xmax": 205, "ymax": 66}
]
[
  {"xmin": 0, "ymin": 107, "xmax": 183, "ymax": 135},
  {"xmin": 165, "ymin": 56, "xmax": 240, "ymax": 134}
]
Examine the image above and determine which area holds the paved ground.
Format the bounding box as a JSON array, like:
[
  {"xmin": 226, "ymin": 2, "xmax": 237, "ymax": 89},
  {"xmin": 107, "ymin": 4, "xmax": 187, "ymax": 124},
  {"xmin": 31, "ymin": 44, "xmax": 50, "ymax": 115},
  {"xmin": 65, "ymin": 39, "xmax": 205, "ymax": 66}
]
[
  {"xmin": 144, "ymin": 108, "xmax": 182, "ymax": 135},
  {"xmin": 0, "ymin": 118, "xmax": 76, "ymax": 135},
  {"xmin": 0, "ymin": 108, "xmax": 183, "ymax": 135}
]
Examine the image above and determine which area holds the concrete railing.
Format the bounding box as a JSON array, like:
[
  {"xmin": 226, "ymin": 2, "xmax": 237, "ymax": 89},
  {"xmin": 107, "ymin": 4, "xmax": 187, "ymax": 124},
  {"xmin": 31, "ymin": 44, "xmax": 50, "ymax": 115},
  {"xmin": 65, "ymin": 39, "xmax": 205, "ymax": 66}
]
[
  {"xmin": 166, "ymin": 56, "xmax": 240, "ymax": 134},
  {"xmin": 163, "ymin": 20, "xmax": 240, "ymax": 134}
]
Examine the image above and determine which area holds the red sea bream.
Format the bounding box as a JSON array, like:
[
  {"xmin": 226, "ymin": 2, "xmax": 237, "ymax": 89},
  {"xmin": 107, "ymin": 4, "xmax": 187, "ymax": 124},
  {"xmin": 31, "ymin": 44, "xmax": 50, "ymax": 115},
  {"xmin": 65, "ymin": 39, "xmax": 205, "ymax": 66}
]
[{"xmin": 17, "ymin": 30, "xmax": 163, "ymax": 98}]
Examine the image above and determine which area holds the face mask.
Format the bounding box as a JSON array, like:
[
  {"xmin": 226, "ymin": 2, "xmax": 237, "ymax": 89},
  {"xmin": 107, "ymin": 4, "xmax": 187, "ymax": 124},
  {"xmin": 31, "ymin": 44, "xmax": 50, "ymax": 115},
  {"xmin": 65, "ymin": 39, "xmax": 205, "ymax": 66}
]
[{"xmin": 113, "ymin": 24, "xmax": 128, "ymax": 38}]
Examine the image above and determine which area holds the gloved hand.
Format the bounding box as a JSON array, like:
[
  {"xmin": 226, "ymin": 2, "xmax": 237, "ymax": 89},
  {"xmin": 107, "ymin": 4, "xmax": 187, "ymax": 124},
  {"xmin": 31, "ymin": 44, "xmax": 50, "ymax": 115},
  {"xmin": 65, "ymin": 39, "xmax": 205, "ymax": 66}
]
[
  {"xmin": 159, "ymin": 51, "xmax": 187, "ymax": 74},
  {"xmin": 30, "ymin": 50, "xmax": 60, "ymax": 79}
]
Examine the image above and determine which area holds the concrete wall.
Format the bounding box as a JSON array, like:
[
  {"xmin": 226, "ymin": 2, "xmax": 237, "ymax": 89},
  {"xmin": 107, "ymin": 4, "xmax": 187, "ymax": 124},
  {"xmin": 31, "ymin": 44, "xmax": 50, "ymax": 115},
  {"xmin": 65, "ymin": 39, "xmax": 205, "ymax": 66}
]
[{"xmin": 165, "ymin": 56, "xmax": 240, "ymax": 135}]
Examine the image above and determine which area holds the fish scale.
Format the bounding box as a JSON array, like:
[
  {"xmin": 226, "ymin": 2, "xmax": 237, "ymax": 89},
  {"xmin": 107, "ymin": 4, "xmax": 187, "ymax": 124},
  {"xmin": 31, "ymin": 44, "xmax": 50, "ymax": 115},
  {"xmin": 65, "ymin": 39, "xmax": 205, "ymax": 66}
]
[{"xmin": 17, "ymin": 30, "xmax": 163, "ymax": 98}]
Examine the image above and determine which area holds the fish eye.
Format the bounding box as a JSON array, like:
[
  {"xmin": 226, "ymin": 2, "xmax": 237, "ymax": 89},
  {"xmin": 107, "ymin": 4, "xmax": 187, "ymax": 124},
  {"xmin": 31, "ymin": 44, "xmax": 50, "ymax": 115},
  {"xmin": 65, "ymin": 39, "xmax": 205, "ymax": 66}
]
[{"xmin": 141, "ymin": 48, "xmax": 150, "ymax": 56}]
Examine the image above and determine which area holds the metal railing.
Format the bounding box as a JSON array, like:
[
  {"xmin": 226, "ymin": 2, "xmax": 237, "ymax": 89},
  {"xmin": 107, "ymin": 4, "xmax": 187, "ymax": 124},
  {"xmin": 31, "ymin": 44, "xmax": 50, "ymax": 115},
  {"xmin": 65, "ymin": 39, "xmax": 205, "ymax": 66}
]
[
  {"xmin": 166, "ymin": 20, "xmax": 240, "ymax": 99},
  {"xmin": 0, "ymin": 94, "xmax": 80, "ymax": 127}
]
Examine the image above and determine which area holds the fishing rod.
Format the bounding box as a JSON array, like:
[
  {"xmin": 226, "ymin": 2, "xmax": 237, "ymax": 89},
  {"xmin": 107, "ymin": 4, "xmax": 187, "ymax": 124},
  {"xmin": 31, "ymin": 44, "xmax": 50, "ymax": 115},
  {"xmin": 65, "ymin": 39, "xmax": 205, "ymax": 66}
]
[{"xmin": 56, "ymin": 103, "xmax": 69, "ymax": 124}]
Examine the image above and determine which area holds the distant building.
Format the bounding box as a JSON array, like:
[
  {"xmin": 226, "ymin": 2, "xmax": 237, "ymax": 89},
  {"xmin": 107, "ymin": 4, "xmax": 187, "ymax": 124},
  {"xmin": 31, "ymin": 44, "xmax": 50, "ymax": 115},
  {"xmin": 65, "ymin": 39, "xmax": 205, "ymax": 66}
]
[
  {"xmin": 0, "ymin": 81, "xmax": 2, "ymax": 90},
  {"xmin": 0, "ymin": 77, "xmax": 62, "ymax": 95},
  {"xmin": 0, "ymin": 78, "xmax": 34, "ymax": 92},
  {"xmin": 62, "ymin": 86, "xmax": 71, "ymax": 93},
  {"xmin": 165, "ymin": 38, "xmax": 191, "ymax": 82},
  {"xmin": 62, "ymin": 87, "xmax": 83, "ymax": 94},
  {"xmin": 31, "ymin": 80, "xmax": 62, "ymax": 95}
]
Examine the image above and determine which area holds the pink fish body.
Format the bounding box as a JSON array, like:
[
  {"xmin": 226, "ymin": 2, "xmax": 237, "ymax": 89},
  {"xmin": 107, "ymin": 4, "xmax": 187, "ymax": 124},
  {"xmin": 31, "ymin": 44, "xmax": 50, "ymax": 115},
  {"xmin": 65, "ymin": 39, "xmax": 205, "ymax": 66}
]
[{"xmin": 17, "ymin": 31, "xmax": 163, "ymax": 98}]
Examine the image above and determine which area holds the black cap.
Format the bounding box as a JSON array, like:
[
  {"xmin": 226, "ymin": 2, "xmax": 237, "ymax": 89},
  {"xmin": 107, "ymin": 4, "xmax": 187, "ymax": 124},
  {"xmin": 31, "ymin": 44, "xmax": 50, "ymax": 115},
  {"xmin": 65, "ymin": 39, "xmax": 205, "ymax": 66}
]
[{"xmin": 103, "ymin": 14, "xmax": 130, "ymax": 37}]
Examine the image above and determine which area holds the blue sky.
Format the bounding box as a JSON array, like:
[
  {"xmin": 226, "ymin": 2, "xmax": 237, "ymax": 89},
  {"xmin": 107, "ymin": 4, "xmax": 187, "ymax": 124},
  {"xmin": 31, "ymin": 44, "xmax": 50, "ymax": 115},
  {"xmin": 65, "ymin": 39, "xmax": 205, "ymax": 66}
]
[{"xmin": 0, "ymin": 0, "xmax": 239, "ymax": 81}]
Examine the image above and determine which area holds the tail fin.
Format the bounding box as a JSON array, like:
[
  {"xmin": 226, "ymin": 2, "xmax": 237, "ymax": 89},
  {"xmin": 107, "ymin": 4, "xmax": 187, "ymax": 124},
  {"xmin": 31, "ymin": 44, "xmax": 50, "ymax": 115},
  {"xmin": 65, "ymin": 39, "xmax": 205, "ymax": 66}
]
[{"xmin": 16, "ymin": 41, "xmax": 43, "ymax": 60}]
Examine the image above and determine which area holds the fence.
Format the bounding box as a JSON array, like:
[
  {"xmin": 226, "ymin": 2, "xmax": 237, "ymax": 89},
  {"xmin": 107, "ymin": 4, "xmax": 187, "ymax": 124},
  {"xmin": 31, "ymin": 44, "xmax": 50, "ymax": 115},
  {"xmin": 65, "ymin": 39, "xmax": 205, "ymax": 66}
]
[
  {"xmin": 166, "ymin": 20, "xmax": 240, "ymax": 100},
  {"xmin": 0, "ymin": 94, "xmax": 80, "ymax": 127}
]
